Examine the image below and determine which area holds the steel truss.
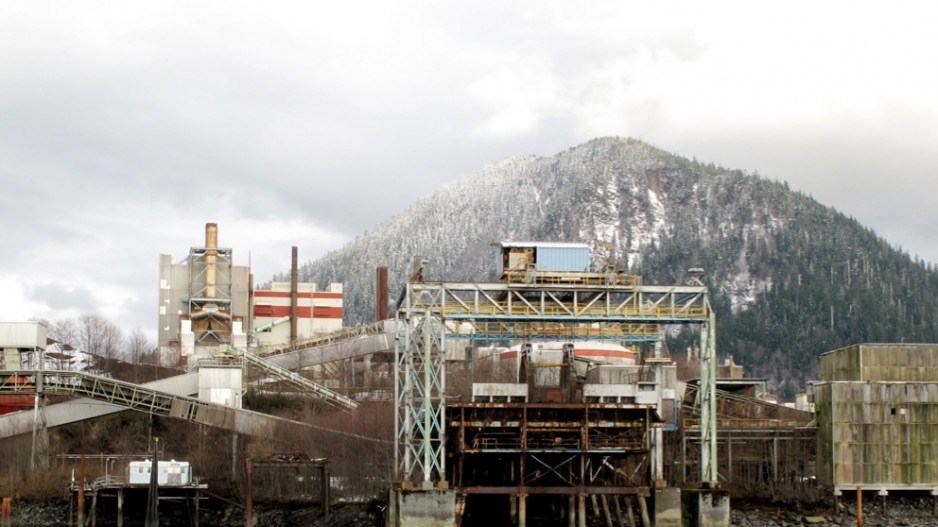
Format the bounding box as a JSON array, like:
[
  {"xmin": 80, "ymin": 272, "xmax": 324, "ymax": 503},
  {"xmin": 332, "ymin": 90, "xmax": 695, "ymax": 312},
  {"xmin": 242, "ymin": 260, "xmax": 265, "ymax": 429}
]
[
  {"xmin": 187, "ymin": 246, "xmax": 233, "ymax": 307},
  {"xmin": 187, "ymin": 244, "xmax": 234, "ymax": 345},
  {"xmin": 394, "ymin": 277, "xmax": 719, "ymax": 488},
  {"xmin": 242, "ymin": 351, "xmax": 358, "ymax": 410},
  {"xmin": 0, "ymin": 370, "xmax": 309, "ymax": 439}
]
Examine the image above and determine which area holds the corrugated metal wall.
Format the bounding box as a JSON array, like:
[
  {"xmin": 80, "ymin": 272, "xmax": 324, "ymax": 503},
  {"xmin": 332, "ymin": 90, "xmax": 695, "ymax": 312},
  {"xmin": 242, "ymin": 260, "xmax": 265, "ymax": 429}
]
[
  {"xmin": 0, "ymin": 321, "xmax": 47, "ymax": 349},
  {"xmin": 197, "ymin": 366, "xmax": 243, "ymax": 408},
  {"xmin": 536, "ymin": 246, "xmax": 590, "ymax": 272},
  {"xmin": 496, "ymin": 243, "xmax": 591, "ymax": 274}
]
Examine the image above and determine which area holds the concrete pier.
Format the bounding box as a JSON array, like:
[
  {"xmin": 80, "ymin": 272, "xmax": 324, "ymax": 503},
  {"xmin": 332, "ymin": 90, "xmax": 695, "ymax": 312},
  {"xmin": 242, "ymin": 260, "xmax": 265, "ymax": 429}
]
[
  {"xmin": 654, "ymin": 487, "xmax": 682, "ymax": 527},
  {"xmin": 682, "ymin": 488, "xmax": 730, "ymax": 527},
  {"xmin": 389, "ymin": 489, "xmax": 457, "ymax": 527}
]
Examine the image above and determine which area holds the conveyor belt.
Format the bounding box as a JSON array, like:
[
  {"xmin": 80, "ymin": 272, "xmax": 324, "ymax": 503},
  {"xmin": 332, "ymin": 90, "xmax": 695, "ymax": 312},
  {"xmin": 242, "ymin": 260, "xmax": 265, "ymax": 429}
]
[
  {"xmin": 242, "ymin": 351, "xmax": 357, "ymax": 410},
  {"xmin": 0, "ymin": 370, "xmax": 311, "ymax": 440}
]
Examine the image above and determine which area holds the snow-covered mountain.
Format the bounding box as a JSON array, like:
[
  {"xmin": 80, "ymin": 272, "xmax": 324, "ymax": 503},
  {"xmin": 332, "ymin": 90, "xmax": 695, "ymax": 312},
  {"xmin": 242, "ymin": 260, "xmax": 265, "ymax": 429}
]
[{"xmin": 295, "ymin": 137, "xmax": 938, "ymax": 394}]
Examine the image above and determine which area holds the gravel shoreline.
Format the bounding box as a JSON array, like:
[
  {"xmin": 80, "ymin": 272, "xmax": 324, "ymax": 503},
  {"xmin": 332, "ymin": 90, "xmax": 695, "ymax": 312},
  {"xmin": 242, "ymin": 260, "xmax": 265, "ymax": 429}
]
[
  {"xmin": 6, "ymin": 495, "xmax": 937, "ymax": 526},
  {"xmin": 3, "ymin": 498, "xmax": 383, "ymax": 527},
  {"xmin": 731, "ymin": 496, "xmax": 938, "ymax": 527}
]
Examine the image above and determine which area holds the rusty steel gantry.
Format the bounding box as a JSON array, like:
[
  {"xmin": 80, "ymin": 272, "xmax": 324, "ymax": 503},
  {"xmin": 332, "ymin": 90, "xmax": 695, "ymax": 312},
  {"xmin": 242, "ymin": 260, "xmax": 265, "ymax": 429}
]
[{"xmin": 393, "ymin": 272, "xmax": 720, "ymax": 496}]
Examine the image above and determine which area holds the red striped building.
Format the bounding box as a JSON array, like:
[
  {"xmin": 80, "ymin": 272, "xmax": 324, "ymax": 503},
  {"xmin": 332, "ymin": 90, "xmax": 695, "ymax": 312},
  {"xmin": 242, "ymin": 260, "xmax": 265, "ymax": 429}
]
[{"xmin": 252, "ymin": 282, "xmax": 343, "ymax": 346}]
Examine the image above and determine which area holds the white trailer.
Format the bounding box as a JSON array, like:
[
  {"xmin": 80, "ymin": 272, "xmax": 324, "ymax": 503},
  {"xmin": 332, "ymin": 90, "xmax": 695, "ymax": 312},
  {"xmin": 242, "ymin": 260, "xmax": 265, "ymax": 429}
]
[{"xmin": 127, "ymin": 460, "xmax": 193, "ymax": 486}]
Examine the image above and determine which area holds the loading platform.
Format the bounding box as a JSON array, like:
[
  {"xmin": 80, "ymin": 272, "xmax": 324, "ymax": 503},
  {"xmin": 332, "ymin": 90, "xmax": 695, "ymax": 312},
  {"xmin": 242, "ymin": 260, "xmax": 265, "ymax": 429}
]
[{"xmin": 71, "ymin": 473, "xmax": 207, "ymax": 527}]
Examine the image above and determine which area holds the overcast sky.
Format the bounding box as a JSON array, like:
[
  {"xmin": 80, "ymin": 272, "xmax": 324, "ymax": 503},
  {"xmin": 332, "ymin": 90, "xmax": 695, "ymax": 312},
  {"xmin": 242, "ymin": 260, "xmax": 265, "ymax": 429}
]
[{"xmin": 1, "ymin": 1, "xmax": 936, "ymax": 342}]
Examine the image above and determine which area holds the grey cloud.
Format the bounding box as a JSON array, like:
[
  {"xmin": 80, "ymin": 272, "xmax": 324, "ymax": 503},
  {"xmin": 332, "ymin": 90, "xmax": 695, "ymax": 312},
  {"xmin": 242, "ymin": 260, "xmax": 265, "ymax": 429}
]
[{"xmin": 28, "ymin": 283, "xmax": 98, "ymax": 316}]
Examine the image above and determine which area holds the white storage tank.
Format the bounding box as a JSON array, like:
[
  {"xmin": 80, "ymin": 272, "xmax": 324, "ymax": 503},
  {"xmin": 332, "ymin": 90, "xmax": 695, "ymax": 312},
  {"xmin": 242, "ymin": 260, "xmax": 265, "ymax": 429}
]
[{"xmin": 501, "ymin": 341, "xmax": 638, "ymax": 380}]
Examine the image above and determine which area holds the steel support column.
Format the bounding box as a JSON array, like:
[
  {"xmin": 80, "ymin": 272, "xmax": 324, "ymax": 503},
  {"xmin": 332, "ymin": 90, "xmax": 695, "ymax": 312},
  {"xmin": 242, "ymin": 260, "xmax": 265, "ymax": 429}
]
[
  {"xmin": 699, "ymin": 308, "xmax": 718, "ymax": 486},
  {"xmin": 396, "ymin": 285, "xmax": 447, "ymax": 488}
]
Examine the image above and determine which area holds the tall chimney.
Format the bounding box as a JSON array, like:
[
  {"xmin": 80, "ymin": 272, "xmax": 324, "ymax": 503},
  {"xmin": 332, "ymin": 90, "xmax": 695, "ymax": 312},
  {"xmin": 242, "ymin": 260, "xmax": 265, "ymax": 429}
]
[
  {"xmin": 375, "ymin": 267, "xmax": 389, "ymax": 322},
  {"xmin": 205, "ymin": 223, "xmax": 218, "ymax": 299},
  {"xmin": 290, "ymin": 246, "xmax": 298, "ymax": 342}
]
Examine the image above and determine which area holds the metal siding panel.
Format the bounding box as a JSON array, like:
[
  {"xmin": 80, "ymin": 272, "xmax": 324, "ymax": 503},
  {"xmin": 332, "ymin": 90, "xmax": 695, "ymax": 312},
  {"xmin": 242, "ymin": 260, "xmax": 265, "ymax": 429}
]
[
  {"xmin": 537, "ymin": 246, "xmax": 589, "ymax": 272},
  {"xmin": 0, "ymin": 321, "xmax": 47, "ymax": 349},
  {"xmin": 231, "ymin": 265, "xmax": 251, "ymax": 320}
]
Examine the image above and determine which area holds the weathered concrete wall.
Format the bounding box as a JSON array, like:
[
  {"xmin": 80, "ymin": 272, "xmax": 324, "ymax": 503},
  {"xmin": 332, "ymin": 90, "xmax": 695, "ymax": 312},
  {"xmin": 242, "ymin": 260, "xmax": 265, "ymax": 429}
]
[
  {"xmin": 821, "ymin": 344, "xmax": 938, "ymax": 382},
  {"xmin": 390, "ymin": 489, "xmax": 456, "ymax": 527},
  {"xmin": 814, "ymin": 380, "xmax": 938, "ymax": 489},
  {"xmin": 654, "ymin": 488, "xmax": 682, "ymax": 527},
  {"xmin": 681, "ymin": 489, "xmax": 729, "ymax": 527}
]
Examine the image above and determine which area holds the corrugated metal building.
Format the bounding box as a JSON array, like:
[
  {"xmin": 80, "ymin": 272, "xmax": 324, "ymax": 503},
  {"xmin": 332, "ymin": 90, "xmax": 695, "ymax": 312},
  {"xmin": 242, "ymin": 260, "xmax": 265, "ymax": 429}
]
[
  {"xmin": 496, "ymin": 242, "xmax": 591, "ymax": 275},
  {"xmin": 0, "ymin": 321, "xmax": 47, "ymax": 370},
  {"xmin": 814, "ymin": 343, "xmax": 938, "ymax": 493}
]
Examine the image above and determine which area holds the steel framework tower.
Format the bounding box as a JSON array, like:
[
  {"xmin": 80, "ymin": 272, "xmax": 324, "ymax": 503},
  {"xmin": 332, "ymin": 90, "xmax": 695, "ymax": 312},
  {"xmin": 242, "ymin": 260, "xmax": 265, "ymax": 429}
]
[{"xmin": 394, "ymin": 273, "xmax": 719, "ymax": 489}]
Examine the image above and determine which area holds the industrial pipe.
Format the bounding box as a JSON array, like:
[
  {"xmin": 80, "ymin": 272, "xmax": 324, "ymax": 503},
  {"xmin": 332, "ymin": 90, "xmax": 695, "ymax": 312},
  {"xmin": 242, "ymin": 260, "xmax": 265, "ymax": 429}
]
[
  {"xmin": 205, "ymin": 223, "xmax": 218, "ymax": 299},
  {"xmin": 291, "ymin": 246, "xmax": 298, "ymax": 342},
  {"xmin": 375, "ymin": 267, "xmax": 388, "ymax": 322}
]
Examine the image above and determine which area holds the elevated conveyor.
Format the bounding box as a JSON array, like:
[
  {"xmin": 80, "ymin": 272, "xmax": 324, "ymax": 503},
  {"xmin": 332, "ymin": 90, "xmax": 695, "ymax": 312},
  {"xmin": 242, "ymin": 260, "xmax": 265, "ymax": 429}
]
[
  {"xmin": 262, "ymin": 321, "xmax": 398, "ymax": 371},
  {"xmin": 0, "ymin": 323, "xmax": 395, "ymax": 437},
  {"xmin": 259, "ymin": 320, "xmax": 394, "ymax": 358},
  {"xmin": 0, "ymin": 370, "xmax": 311, "ymax": 440},
  {"xmin": 0, "ymin": 372, "xmax": 198, "ymax": 438},
  {"xmin": 242, "ymin": 351, "xmax": 357, "ymax": 410}
]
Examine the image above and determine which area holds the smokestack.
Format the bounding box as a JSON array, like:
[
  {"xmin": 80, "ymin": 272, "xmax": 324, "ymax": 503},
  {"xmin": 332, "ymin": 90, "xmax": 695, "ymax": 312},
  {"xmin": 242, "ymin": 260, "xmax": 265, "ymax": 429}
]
[
  {"xmin": 375, "ymin": 266, "xmax": 389, "ymax": 322},
  {"xmin": 248, "ymin": 272, "xmax": 254, "ymax": 335},
  {"xmin": 290, "ymin": 246, "xmax": 298, "ymax": 342},
  {"xmin": 205, "ymin": 223, "xmax": 218, "ymax": 298}
]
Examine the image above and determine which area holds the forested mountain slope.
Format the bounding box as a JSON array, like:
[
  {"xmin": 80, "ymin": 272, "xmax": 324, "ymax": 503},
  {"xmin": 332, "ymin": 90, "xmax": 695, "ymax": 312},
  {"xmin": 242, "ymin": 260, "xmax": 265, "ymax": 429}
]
[{"xmin": 291, "ymin": 137, "xmax": 938, "ymax": 395}]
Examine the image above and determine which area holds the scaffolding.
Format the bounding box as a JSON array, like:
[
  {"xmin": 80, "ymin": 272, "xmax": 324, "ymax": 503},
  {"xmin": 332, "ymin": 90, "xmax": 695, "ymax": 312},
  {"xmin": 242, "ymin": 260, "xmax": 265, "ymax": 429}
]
[
  {"xmin": 186, "ymin": 224, "xmax": 235, "ymax": 346},
  {"xmin": 448, "ymin": 401, "xmax": 659, "ymax": 525},
  {"xmin": 675, "ymin": 383, "xmax": 816, "ymax": 494}
]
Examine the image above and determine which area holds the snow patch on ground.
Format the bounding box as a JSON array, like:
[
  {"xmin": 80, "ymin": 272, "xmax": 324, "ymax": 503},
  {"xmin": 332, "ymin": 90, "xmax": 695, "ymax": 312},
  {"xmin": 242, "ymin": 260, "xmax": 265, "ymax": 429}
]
[
  {"xmin": 723, "ymin": 231, "xmax": 773, "ymax": 313},
  {"xmin": 579, "ymin": 170, "xmax": 622, "ymax": 264},
  {"xmin": 625, "ymin": 187, "xmax": 668, "ymax": 269}
]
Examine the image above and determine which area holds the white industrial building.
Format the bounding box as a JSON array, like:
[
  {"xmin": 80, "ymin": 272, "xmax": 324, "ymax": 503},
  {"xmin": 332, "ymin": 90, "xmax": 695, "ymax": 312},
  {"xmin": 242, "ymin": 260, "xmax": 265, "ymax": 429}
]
[
  {"xmin": 158, "ymin": 224, "xmax": 345, "ymax": 362},
  {"xmin": 252, "ymin": 281, "xmax": 343, "ymax": 347}
]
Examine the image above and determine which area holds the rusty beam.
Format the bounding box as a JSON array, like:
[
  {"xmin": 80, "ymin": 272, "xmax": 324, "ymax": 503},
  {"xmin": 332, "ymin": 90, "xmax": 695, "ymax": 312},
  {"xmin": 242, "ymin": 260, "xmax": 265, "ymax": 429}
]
[{"xmin": 462, "ymin": 486, "xmax": 651, "ymax": 496}]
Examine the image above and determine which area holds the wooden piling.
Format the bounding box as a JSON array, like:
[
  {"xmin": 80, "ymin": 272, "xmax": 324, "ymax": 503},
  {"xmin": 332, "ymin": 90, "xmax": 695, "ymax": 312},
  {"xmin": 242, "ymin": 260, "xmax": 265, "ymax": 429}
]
[
  {"xmin": 857, "ymin": 487, "xmax": 863, "ymax": 527},
  {"xmin": 1, "ymin": 497, "xmax": 11, "ymax": 527}
]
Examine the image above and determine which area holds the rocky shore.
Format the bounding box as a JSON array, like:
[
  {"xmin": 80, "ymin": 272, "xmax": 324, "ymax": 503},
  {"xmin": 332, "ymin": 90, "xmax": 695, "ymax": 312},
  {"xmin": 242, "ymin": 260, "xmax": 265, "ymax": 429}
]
[
  {"xmin": 732, "ymin": 496, "xmax": 938, "ymax": 527},
  {"xmin": 4, "ymin": 498, "xmax": 383, "ymax": 527},
  {"xmin": 6, "ymin": 495, "xmax": 937, "ymax": 526}
]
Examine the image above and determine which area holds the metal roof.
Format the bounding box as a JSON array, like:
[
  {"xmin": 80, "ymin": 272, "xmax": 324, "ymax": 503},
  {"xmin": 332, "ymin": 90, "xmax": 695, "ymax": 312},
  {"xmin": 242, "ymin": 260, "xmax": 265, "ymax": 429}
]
[{"xmin": 497, "ymin": 241, "xmax": 590, "ymax": 249}]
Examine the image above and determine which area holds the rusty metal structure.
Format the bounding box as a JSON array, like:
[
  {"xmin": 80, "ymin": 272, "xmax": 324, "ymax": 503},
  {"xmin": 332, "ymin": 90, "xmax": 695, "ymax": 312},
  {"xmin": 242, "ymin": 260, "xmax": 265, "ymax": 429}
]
[
  {"xmin": 392, "ymin": 261, "xmax": 719, "ymax": 525},
  {"xmin": 186, "ymin": 223, "xmax": 236, "ymax": 346},
  {"xmin": 245, "ymin": 453, "xmax": 332, "ymax": 524},
  {"xmin": 675, "ymin": 382, "xmax": 815, "ymax": 492},
  {"xmin": 448, "ymin": 397, "xmax": 661, "ymax": 525}
]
